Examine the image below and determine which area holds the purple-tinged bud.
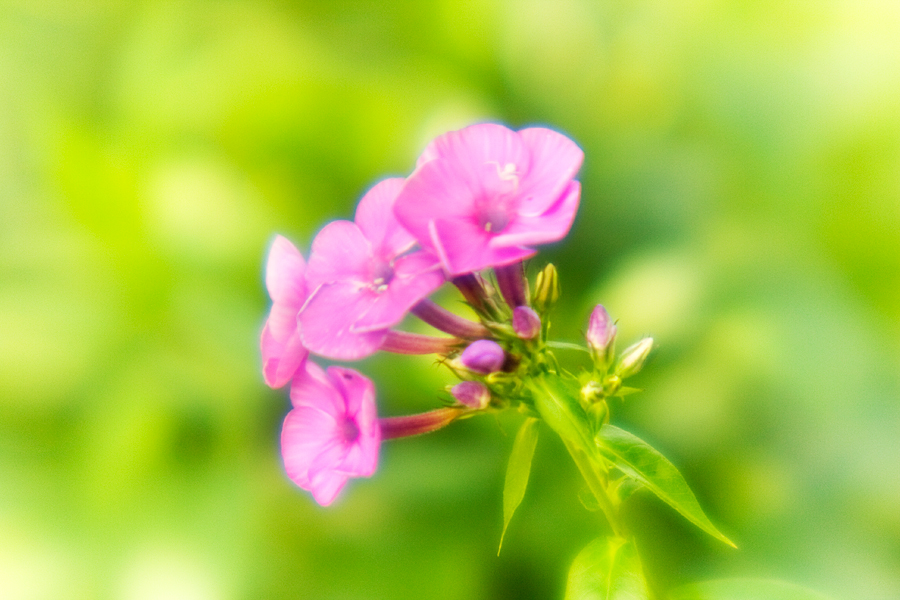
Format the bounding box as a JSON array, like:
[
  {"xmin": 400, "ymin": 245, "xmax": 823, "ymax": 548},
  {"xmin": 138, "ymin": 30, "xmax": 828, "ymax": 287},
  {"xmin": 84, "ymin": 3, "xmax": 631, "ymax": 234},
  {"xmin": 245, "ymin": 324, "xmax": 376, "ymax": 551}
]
[
  {"xmin": 494, "ymin": 262, "xmax": 529, "ymax": 308},
  {"xmin": 451, "ymin": 381, "xmax": 491, "ymax": 409},
  {"xmin": 616, "ymin": 337, "xmax": 653, "ymax": 378},
  {"xmin": 512, "ymin": 306, "xmax": 541, "ymax": 340},
  {"xmin": 586, "ymin": 305, "xmax": 616, "ymax": 363},
  {"xmin": 459, "ymin": 339, "xmax": 506, "ymax": 374}
]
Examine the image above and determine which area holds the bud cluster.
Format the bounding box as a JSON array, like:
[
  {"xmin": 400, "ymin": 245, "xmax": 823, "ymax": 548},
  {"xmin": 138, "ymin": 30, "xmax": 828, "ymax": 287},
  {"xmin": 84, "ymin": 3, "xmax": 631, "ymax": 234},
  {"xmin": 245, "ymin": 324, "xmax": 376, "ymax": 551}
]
[{"xmin": 578, "ymin": 304, "xmax": 653, "ymax": 428}]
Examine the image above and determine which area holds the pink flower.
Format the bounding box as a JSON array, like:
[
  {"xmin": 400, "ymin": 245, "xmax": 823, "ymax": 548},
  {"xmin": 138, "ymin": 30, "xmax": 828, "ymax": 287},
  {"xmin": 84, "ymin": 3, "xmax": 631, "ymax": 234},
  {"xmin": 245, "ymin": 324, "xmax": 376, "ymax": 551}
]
[
  {"xmin": 281, "ymin": 361, "xmax": 380, "ymax": 506},
  {"xmin": 394, "ymin": 123, "xmax": 583, "ymax": 275},
  {"xmin": 300, "ymin": 178, "xmax": 446, "ymax": 360},
  {"xmin": 260, "ymin": 235, "xmax": 309, "ymax": 388}
]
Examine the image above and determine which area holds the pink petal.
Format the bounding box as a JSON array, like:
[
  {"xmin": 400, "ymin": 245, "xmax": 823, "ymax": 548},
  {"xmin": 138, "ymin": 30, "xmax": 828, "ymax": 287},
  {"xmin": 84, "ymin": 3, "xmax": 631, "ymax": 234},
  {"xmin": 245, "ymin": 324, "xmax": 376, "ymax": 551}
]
[
  {"xmin": 326, "ymin": 366, "xmax": 372, "ymax": 418},
  {"xmin": 431, "ymin": 217, "xmax": 535, "ymax": 275},
  {"xmin": 305, "ymin": 221, "xmax": 373, "ymax": 291},
  {"xmin": 281, "ymin": 406, "xmax": 341, "ymax": 488},
  {"xmin": 289, "ymin": 360, "xmax": 343, "ymax": 415},
  {"xmin": 490, "ymin": 181, "xmax": 581, "ymax": 249},
  {"xmin": 262, "ymin": 297, "xmax": 301, "ymax": 347},
  {"xmin": 350, "ymin": 419, "xmax": 379, "ymax": 478},
  {"xmin": 299, "ymin": 282, "xmax": 388, "ymax": 360},
  {"xmin": 261, "ymin": 324, "xmax": 308, "ymax": 388},
  {"xmin": 394, "ymin": 157, "xmax": 477, "ymax": 249},
  {"xmin": 352, "ymin": 252, "xmax": 445, "ymax": 332},
  {"xmin": 517, "ymin": 128, "xmax": 584, "ymax": 215},
  {"xmin": 415, "ymin": 124, "xmax": 530, "ymax": 179},
  {"xmin": 307, "ymin": 465, "xmax": 349, "ymax": 506},
  {"xmin": 266, "ymin": 235, "xmax": 307, "ymax": 305},
  {"xmin": 353, "ymin": 178, "xmax": 415, "ymax": 259},
  {"xmin": 261, "ymin": 236, "xmax": 309, "ymax": 388}
]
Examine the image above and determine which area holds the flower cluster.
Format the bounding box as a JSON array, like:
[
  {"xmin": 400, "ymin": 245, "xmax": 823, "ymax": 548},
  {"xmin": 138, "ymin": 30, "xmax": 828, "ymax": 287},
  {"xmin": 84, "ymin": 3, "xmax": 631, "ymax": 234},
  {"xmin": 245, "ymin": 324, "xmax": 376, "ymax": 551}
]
[{"xmin": 262, "ymin": 123, "xmax": 587, "ymax": 505}]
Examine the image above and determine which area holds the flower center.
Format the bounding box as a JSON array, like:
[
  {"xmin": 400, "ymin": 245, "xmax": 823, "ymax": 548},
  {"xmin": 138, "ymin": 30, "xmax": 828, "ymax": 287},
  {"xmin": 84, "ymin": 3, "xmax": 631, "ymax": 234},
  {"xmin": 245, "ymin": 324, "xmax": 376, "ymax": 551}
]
[
  {"xmin": 478, "ymin": 204, "xmax": 511, "ymax": 233},
  {"xmin": 370, "ymin": 260, "xmax": 394, "ymax": 293},
  {"xmin": 340, "ymin": 417, "xmax": 360, "ymax": 443},
  {"xmin": 476, "ymin": 162, "xmax": 519, "ymax": 233}
]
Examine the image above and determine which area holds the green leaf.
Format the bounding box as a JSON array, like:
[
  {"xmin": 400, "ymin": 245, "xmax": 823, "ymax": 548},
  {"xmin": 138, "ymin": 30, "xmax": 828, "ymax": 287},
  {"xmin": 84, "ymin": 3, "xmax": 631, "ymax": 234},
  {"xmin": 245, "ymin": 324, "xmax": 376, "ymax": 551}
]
[
  {"xmin": 614, "ymin": 386, "xmax": 643, "ymax": 398},
  {"xmin": 565, "ymin": 536, "xmax": 650, "ymax": 600},
  {"xmin": 667, "ymin": 579, "xmax": 833, "ymax": 600},
  {"xmin": 499, "ymin": 417, "xmax": 540, "ymax": 553},
  {"xmin": 596, "ymin": 425, "xmax": 736, "ymax": 548},
  {"xmin": 578, "ymin": 485, "xmax": 601, "ymax": 511},
  {"xmin": 530, "ymin": 375, "xmax": 594, "ymax": 451}
]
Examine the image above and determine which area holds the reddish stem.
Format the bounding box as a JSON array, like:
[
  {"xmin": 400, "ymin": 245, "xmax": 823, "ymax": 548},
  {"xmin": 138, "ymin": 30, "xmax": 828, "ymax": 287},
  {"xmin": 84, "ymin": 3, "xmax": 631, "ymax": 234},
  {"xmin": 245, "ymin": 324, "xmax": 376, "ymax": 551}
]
[
  {"xmin": 380, "ymin": 407, "xmax": 465, "ymax": 440},
  {"xmin": 412, "ymin": 299, "xmax": 490, "ymax": 339},
  {"xmin": 380, "ymin": 330, "xmax": 458, "ymax": 355}
]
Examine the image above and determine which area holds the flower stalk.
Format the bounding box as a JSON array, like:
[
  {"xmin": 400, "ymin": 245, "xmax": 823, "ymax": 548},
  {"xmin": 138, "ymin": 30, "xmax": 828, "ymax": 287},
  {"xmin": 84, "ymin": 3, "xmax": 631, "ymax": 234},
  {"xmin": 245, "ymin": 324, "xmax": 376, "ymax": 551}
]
[
  {"xmin": 412, "ymin": 299, "xmax": 490, "ymax": 339},
  {"xmin": 380, "ymin": 407, "xmax": 465, "ymax": 439},
  {"xmin": 380, "ymin": 330, "xmax": 459, "ymax": 355}
]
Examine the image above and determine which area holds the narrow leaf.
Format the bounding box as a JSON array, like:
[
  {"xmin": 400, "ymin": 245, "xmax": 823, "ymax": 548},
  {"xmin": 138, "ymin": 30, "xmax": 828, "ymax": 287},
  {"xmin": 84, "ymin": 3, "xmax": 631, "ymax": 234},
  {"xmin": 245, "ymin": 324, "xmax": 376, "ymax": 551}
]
[
  {"xmin": 667, "ymin": 578, "xmax": 833, "ymax": 600},
  {"xmin": 577, "ymin": 485, "xmax": 601, "ymax": 512},
  {"xmin": 596, "ymin": 424, "xmax": 736, "ymax": 548},
  {"xmin": 565, "ymin": 536, "xmax": 650, "ymax": 600},
  {"xmin": 614, "ymin": 386, "xmax": 643, "ymax": 398},
  {"xmin": 499, "ymin": 417, "xmax": 540, "ymax": 552}
]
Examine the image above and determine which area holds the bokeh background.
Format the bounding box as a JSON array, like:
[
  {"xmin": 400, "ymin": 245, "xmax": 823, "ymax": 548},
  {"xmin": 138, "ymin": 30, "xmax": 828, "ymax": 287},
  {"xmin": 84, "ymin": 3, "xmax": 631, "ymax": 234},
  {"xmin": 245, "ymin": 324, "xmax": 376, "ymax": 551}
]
[{"xmin": 2, "ymin": 1, "xmax": 899, "ymax": 599}]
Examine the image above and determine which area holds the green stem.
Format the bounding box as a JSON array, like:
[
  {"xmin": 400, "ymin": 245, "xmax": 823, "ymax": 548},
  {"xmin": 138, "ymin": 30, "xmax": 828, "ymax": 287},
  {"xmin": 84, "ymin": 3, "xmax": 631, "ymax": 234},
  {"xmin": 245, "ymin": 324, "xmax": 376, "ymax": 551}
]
[
  {"xmin": 562, "ymin": 438, "xmax": 624, "ymax": 538},
  {"xmin": 546, "ymin": 341, "xmax": 590, "ymax": 353},
  {"xmin": 529, "ymin": 375, "xmax": 625, "ymax": 537}
]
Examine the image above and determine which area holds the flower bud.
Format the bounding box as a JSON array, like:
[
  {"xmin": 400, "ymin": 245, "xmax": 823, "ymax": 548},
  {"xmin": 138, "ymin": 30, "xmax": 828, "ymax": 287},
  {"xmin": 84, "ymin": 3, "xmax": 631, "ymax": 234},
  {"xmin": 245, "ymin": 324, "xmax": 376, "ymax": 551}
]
[
  {"xmin": 512, "ymin": 306, "xmax": 541, "ymax": 340},
  {"xmin": 451, "ymin": 381, "xmax": 491, "ymax": 409},
  {"xmin": 615, "ymin": 337, "xmax": 653, "ymax": 378},
  {"xmin": 586, "ymin": 305, "xmax": 616, "ymax": 366},
  {"xmin": 532, "ymin": 263, "xmax": 560, "ymax": 313},
  {"xmin": 459, "ymin": 339, "xmax": 506, "ymax": 374}
]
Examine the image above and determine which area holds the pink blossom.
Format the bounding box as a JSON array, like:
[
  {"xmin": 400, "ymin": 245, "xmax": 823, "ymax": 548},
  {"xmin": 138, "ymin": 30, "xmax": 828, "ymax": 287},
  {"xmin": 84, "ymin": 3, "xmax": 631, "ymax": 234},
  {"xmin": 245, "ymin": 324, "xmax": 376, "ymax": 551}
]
[
  {"xmin": 300, "ymin": 178, "xmax": 446, "ymax": 360},
  {"xmin": 394, "ymin": 123, "xmax": 583, "ymax": 275},
  {"xmin": 260, "ymin": 235, "xmax": 309, "ymax": 388},
  {"xmin": 281, "ymin": 361, "xmax": 380, "ymax": 506}
]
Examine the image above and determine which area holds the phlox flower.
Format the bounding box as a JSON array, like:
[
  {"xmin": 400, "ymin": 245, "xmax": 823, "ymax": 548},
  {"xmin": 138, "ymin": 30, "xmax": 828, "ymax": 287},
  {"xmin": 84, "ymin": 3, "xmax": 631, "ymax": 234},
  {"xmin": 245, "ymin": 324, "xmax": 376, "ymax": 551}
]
[
  {"xmin": 300, "ymin": 178, "xmax": 445, "ymax": 360},
  {"xmin": 281, "ymin": 361, "xmax": 380, "ymax": 506},
  {"xmin": 260, "ymin": 235, "xmax": 309, "ymax": 388},
  {"xmin": 394, "ymin": 123, "xmax": 583, "ymax": 275}
]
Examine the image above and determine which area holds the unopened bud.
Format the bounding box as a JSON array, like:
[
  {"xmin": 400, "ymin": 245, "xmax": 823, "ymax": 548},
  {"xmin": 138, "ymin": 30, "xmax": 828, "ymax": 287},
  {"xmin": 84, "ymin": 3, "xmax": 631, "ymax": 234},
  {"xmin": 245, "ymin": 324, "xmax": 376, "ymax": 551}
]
[
  {"xmin": 586, "ymin": 305, "xmax": 616, "ymax": 365},
  {"xmin": 451, "ymin": 381, "xmax": 491, "ymax": 409},
  {"xmin": 615, "ymin": 337, "xmax": 653, "ymax": 378},
  {"xmin": 512, "ymin": 306, "xmax": 541, "ymax": 340},
  {"xmin": 532, "ymin": 264, "xmax": 560, "ymax": 313},
  {"xmin": 459, "ymin": 339, "xmax": 506, "ymax": 374},
  {"xmin": 581, "ymin": 380, "xmax": 604, "ymax": 403}
]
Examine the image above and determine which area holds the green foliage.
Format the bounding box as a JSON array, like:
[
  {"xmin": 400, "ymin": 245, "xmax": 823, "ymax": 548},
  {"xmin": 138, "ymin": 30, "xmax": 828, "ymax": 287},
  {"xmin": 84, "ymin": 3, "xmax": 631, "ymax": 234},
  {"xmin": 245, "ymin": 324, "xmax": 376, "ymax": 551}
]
[
  {"xmin": 500, "ymin": 417, "xmax": 540, "ymax": 552},
  {"xmin": 596, "ymin": 425, "xmax": 735, "ymax": 548},
  {"xmin": 667, "ymin": 579, "xmax": 833, "ymax": 600},
  {"xmin": 565, "ymin": 536, "xmax": 650, "ymax": 600},
  {"xmin": 3, "ymin": 1, "xmax": 900, "ymax": 598}
]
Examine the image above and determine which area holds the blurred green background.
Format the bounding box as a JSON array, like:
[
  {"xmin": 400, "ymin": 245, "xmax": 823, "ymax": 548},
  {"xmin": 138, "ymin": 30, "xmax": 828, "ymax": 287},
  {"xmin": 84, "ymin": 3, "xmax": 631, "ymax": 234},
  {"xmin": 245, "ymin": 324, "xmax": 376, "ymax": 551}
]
[{"xmin": 2, "ymin": 1, "xmax": 899, "ymax": 599}]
